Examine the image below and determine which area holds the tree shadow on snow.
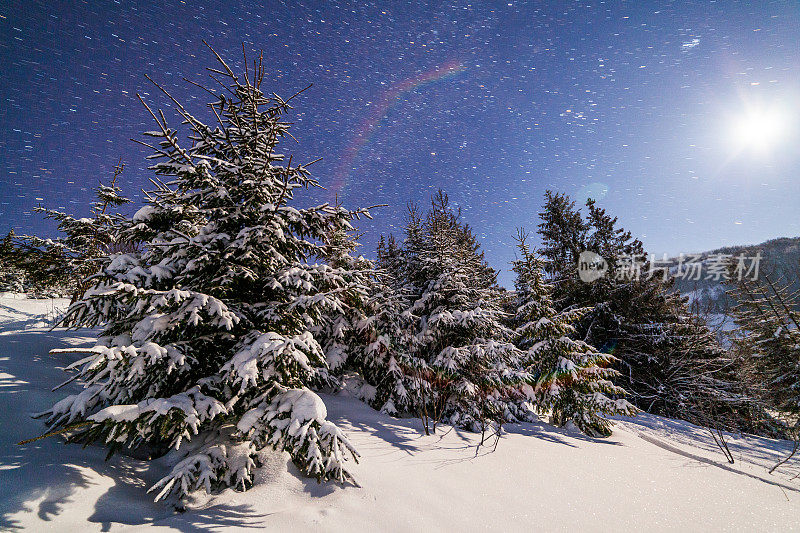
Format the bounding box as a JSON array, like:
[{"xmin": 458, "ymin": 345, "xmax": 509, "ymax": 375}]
[
  {"xmin": 615, "ymin": 413, "xmax": 800, "ymax": 471},
  {"xmin": 0, "ymin": 445, "xmax": 96, "ymax": 529},
  {"xmin": 0, "ymin": 302, "xmax": 61, "ymax": 332},
  {"xmin": 0, "ymin": 329, "xmax": 107, "ymax": 529},
  {"xmin": 503, "ymin": 420, "xmax": 623, "ymax": 448},
  {"xmin": 322, "ymin": 392, "xmax": 433, "ymax": 457},
  {"xmin": 150, "ymin": 504, "xmax": 269, "ymax": 532},
  {"xmin": 324, "ymin": 390, "xmax": 622, "ymax": 474},
  {"xmin": 640, "ymin": 431, "xmax": 800, "ymax": 494},
  {"xmin": 2, "ymin": 437, "xmax": 270, "ymax": 532},
  {"xmin": 420, "ymin": 421, "xmax": 622, "ymax": 470},
  {"xmin": 0, "ymin": 329, "xmax": 168, "ymax": 530},
  {"xmin": 614, "ymin": 414, "xmax": 800, "ymax": 494},
  {"xmin": 337, "ymin": 416, "xmax": 429, "ymax": 457}
]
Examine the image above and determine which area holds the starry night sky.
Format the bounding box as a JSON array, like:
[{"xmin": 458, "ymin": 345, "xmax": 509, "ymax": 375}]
[{"xmin": 2, "ymin": 1, "xmax": 799, "ymax": 286}]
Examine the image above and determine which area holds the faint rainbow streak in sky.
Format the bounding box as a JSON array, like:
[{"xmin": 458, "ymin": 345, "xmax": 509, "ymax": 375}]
[{"xmin": 331, "ymin": 60, "xmax": 467, "ymax": 197}]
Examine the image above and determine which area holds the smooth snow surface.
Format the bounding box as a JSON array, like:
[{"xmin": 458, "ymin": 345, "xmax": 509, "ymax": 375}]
[{"xmin": 1, "ymin": 295, "xmax": 799, "ymax": 531}]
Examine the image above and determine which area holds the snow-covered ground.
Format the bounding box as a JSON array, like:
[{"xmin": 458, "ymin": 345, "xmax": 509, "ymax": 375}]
[{"xmin": 1, "ymin": 295, "xmax": 799, "ymax": 531}]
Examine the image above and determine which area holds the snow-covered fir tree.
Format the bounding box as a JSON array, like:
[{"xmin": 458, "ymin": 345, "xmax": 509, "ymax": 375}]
[
  {"xmin": 315, "ymin": 207, "xmax": 412, "ymax": 415},
  {"xmin": 315, "ymin": 211, "xmax": 373, "ymax": 378},
  {"xmin": 376, "ymin": 234, "xmax": 403, "ymax": 291},
  {"xmin": 0, "ymin": 231, "xmax": 26, "ymax": 293},
  {"xmin": 353, "ymin": 233, "xmax": 415, "ymax": 415},
  {"xmin": 349, "ymin": 273, "xmax": 413, "ymax": 417},
  {"xmin": 511, "ymin": 229, "xmax": 635, "ymax": 436},
  {"xmin": 40, "ymin": 47, "xmax": 367, "ymax": 501},
  {"xmin": 6, "ymin": 161, "xmax": 131, "ymax": 299},
  {"xmin": 393, "ymin": 191, "xmax": 534, "ymax": 434}
]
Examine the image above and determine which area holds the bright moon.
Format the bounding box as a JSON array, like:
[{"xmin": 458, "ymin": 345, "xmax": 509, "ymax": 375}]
[{"xmin": 730, "ymin": 108, "xmax": 785, "ymax": 153}]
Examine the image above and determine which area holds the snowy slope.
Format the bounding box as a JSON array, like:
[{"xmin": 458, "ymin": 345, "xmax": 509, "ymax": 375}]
[{"xmin": 1, "ymin": 296, "xmax": 799, "ymax": 531}]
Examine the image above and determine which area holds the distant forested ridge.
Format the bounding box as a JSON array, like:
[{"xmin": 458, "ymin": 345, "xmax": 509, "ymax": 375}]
[{"xmin": 671, "ymin": 236, "xmax": 800, "ymax": 313}]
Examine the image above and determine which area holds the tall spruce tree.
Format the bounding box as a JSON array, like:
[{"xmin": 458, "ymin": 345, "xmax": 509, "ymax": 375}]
[
  {"xmin": 351, "ymin": 272, "xmax": 414, "ymax": 416},
  {"xmin": 511, "ymin": 230, "xmax": 635, "ymax": 436},
  {"xmin": 367, "ymin": 233, "xmax": 417, "ymax": 415},
  {"xmin": 397, "ymin": 191, "xmax": 534, "ymax": 434},
  {"xmin": 376, "ymin": 234, "xmax": 403, "ymax": 292},
  {"xmin": 537, "ymin": 191, "xmax": 752, "ymax": 428},
  {"xmin": 315, "ymin": 210, "xmax": 373, "ymax": 377},
  {"xmin": 6, "ymin": 161, "xmax": 131, "ymax": 299},
  {"xmin": 317, "ymin": 210, "xmax": 413, "ymax": 415},
  {"xmin": 0, "ymin": 231, "xmax": 26, "ymax": 293},
  {"xmin": 39, "ymin": 46, "xmax": 365, "ymax": 501},
  {"xmin": 538, "ymin": 192, "xmax": 672, "ymax": 407}
]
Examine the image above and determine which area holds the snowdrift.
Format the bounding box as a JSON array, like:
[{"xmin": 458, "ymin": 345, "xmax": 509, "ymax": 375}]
[{"xmin": 1, "ymin": 295, "xmax": 798, "ymax": 531}]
